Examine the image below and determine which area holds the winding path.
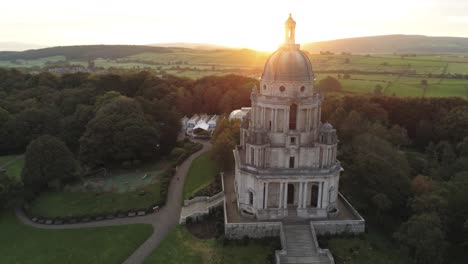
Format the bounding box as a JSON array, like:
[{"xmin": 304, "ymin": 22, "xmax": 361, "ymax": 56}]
[{"xmin": 16, "ymin": 140, "xmax": 212, "ymax": 264}]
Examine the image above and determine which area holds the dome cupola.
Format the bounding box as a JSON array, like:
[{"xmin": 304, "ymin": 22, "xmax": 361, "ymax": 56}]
[{"xmin": 259, "ymin": 14, "xmax": 315, "ymax": 97}]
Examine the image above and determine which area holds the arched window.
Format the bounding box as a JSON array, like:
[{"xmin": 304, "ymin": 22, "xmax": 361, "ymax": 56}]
[
  {"xmin": 289, "ymin": 103, "xmax": 297, "ymax": 130},
  {"xmin": 248, "ymin": 191, "xmax": 254, "ymax": 205},
  {"xmin": 263, "ymin": 84, "xmax": 267, "ymax": 90},
  {"xmin": 300, "ymin": 86, "xmax": 305, "ymax": 92}
]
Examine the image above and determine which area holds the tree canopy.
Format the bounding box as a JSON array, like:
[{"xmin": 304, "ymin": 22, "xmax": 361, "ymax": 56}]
[{"xmin": 22, "ymin": 135, "xmax": 77, "ymax": 190}]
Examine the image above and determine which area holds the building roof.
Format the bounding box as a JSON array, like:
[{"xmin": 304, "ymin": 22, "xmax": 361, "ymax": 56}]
[
  {"xmin": 261, "ymin": 48, "xmax": 314, "ymax": 82},
  {"xmin": 261, "ymin": 14, "xmax": 314, "ymax": 82},
  {"xmin": 193, "ymin": 122, "xmax": 209, "ymax": 131},
  {"xmin": 229, "ymin": 108, "xmax": 251, "ymax": 120}
]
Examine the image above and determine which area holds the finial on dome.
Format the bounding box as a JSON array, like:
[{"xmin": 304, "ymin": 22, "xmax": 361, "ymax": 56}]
[{"xmin": 285, "ymin": 14, "xmax": 296, "ymax": 44}]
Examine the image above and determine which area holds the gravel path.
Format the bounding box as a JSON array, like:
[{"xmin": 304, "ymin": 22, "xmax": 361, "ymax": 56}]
[{"xmin": 16, "ymin": 140, "xmax": 212, "ymax": 264}]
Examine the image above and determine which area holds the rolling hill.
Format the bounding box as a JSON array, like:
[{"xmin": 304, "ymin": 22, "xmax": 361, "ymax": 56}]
[
  {"xmin": 0, "ymin": 45, "xmax": 171, "ymax": 61},
  {"xmin": 302, "ymin": 34, "xmax": 468, "ymax": 54},
  {"xmin": 2, "ymin": 35, "xmax": 468, "ymax": 62}
]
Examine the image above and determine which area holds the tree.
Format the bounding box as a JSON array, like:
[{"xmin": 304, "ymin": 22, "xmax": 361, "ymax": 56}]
[
  {"xmin": 411, "ymin": 175, "xmax": 432, "ymax": 195},
  {"xmin": 373, "ymin": 84, "xmax": 383, "ymax": 96},
  {"xmin": 317, "ymin": 76, "xmax": 342, "ymax": 93},
  {"xmin": 79, "ymin": 96, "xmax": 160, "ymax": 167},
  {"xmin": 394, "ymin": 213, "xmax": 447, "ymax": 264},
  {"xmin": 22, "ymin": 135, "xmax": 77, "ymax": 190},
  {"xmin": 0, "ymin": 173, "xmax": 24, "ymax": 209},
  {"xmin": 442, "ymin": 106, "xmax": 468, "ymax": 142},
  {"xmin": 341, "ymin": 134, "xmax": 411, "ymax": 214},
  {"xmin": 456, "ymin": 137, "xmax": 468, "ymax": 157},
  {"xmin": 211, "ymin": 118, "xmax": 240, "ymax": 169}
]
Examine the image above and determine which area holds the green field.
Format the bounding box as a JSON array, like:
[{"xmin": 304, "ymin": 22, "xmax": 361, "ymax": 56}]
[
  {"xmin": 316, "ymin": 73, "xmax": 468, "ymax": 97},
  {"xmin": 0, "ymin": 212, "xmax": 152, "ymax": 264},
  {"xmin": 0, "ymin": 56, "xmax": 66, "ymax": 68},
  {"xmin": 2, "ymin": 49, "xmax": 468, "ymax": 97},
  {"xmin": 0, "ymin": 154, "xmax": 24, "ymax": 180},
  {"xmin": 28, "ymin": 182, "xmax": 161, "ymax": 218},
  {"xmin": 183, "ymin": 152, "xmax": 220, "ymax": 200},
  {"xmin": 143, "ymin": 225, "xmax": 274, "ymax": 264}
]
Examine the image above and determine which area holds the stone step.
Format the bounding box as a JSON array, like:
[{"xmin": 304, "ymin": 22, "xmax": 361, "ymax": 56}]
[
  {"xmin": 280, "ymin": 255, "xmax": 331, "ymax": 264},
  {"xmin": 281, "ymin": 224, "xmax": 332, "ymax": 264}
]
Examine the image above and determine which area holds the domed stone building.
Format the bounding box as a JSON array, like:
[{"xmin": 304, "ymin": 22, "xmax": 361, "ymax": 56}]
[{"xmin": 233, "ymin": 14, "xmax": 341, "ymax": 220}]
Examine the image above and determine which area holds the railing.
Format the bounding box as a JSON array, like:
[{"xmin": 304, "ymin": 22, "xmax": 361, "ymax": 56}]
[
  {"xmin": 274, "ymin": 223, "xmax": 287, "ymax": 264},
  {"xmin": 309, "ymin": 222, "xmax": 336, "ymax": 264},
  {"xmin": 183, "ymin": 191, "xmax": 224, "ymax": 206}
]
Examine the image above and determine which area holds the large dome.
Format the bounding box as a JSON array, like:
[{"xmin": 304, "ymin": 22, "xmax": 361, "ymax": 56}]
[{"xmin": 261, "ymin": 47, "xmax": 314, "ymax": 82}]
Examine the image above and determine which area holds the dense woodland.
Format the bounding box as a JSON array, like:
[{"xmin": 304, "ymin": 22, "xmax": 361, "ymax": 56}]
[
  {"xmin": 212, "ymin": 91, "xmax": 468, "ymax": 264},
  {"xmin": 1, "ymin": 68, "xmax": 468, "ymax": 264}
]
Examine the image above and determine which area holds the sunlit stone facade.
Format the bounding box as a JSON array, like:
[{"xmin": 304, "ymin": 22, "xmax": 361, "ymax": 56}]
[{"xmin": 233, "ymin": 15, "xmax": 341, "ymax": 220}]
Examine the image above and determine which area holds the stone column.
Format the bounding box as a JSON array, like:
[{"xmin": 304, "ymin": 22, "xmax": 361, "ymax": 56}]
[
  {"xmin": 297, "ymin": 182, "xmax": 304, "ymax": 208},
  {"xmin": 317, "ymin": 181, "xmax": 323, "ymax": 208},
  {"xmin": 273, "ymin": 109, "xmax": 277, "ymax": 132},
  {"xmin": 285, "ymin": 109, "xmax": 289, "ymax": 132},
  {"xmin": 283, "ymin": 182, "xmax": 288, "ymax": 208},
  {"xmin": 279, "ymin": 182, "xmax": 284, "ymax": 209},
  {"xmin": 322, "ymin": 180, "xmax": 329, "ymax": 208},
  {"xmin": 303, "ymin": 182, "xmax": 308, "ymax": 208},
  {"xmin": 264, "ymin": 182, "xmax": 269, "ymax": 209}
]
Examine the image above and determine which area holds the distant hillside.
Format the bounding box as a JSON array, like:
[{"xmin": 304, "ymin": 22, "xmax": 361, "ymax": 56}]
[
  {"xmin": 149, "ymin": 42, "xmax": 232, "ymax": 50},
  {"xmin": 0, "ymin": 45, "xmax": 170, "ymax": 61},
  {"xmin": 303, "ymin": 35, "xmax": 468, "ymax": 54}
]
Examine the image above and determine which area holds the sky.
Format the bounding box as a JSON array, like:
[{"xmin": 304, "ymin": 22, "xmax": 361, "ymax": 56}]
[{"xmin": 2, "ymin": 0, "xmax": 468, "ymax": 51}]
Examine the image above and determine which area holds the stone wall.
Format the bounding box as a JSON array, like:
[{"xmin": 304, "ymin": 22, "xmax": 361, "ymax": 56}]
[
  {"xmin": 224, "ymin": 221, "xmax": 282, "ymax": 239},
  {"xmin": 312, "ymin": 220, "xmax": 365, "ymax": 235}
]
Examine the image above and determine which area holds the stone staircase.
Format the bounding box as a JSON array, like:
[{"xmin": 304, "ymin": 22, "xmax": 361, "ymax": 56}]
[{"xmin": 280, "ymin": 225, "xmax": 333, "ymax": 264}]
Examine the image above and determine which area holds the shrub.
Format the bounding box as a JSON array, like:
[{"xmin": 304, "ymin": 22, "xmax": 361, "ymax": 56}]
[{"xmin": 122, "ymin": 161, "xmax": 132, "ymax": 169}]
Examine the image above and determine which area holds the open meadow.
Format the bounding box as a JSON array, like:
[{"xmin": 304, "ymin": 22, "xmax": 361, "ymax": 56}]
[
  {"xmin": 0, "ymin": 212, "xmax": 152, "ymax": 264},
  {"xmin": 2, "ymin": 49, "xmax": 468, "ymax": 98}
]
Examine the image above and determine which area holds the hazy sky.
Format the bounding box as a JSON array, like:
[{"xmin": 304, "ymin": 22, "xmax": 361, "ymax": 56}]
[{"xmin": 2, "ymin": 0, "xmax": 468, "ymax": 51}]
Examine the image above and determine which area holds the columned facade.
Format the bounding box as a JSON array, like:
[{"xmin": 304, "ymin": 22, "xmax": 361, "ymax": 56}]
[{"xmin": 232, "ymin": 15, "xmax": 341, "ymax": 220}]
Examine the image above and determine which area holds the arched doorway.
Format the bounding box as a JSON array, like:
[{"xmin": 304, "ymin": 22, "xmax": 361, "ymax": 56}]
[
  {"xmin": 287, "ymin": 184, "xmax": 295, "ymax": 205},
  {"xmin": 310, "ymin": 184, "xmax": 319, "ymax": 207}
]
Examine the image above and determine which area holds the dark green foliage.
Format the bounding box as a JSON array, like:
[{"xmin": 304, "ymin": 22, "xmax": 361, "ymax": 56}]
[
  {"xmin": 22, "ymin": 135, "xmax": 77, "ymax": 191},
  {"xmin": 341, "ymin": 134, "xmax": 411, "ymax": 215},
  {"xmin": 211, "ymin": 118, "xmax": 240, "ymax": 170},
  {"xmin": 0, "ymin": 174, "xmax": 24, "ymax": 209},
  {"xmin": 394, "ymin": 213, "xmax": 447, "ymax": 264},
  {"xmin": 79, "ymin": 96, "xmax": 160, "ymax": 167},
  {"xmin": 317, "ymin": 76, "xmax": 342, "ymax": 93},
  {"xmin": 0, "ymin": 107, "xmax": 61, "ymax": 153}
]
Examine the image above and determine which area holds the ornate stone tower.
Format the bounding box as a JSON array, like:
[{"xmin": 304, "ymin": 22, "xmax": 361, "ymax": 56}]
[{"xmin": 233, "ymin": 15, "xmax": 341, "ymax": 220}]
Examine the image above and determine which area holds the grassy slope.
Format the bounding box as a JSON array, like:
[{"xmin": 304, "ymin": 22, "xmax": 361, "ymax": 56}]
[
  {"xmin": 0, "ymin": 154, "xmax": 24, "ymax": 180},
  {"xmin": 143, "ymin": 226, "xmax": 272, "ymax": 264},
  {"xmin": 183, "ymin": 152, "xmax": 220, "ymax": 200},
  {"xmin": 0, "ymin": 212, "xmax": 152, "ymax": 264},
  {"xmin": 29, "ymin": 182, "xmax": 161, "ymax": 218}
]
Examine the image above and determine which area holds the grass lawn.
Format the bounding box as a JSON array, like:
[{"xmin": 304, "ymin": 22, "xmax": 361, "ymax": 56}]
[
  {"xmin": 144, "ymin": 225, "xmax": 274, "ymax": 264},
  {"xmin": 0, "ymin": 211, "xmax": 152, "ymax": 264},
  {"xmin": 183, "ymin": 152, "xmax": 220, "ymax": 200},
  {"xmin": 0, "ymin": 154, "xmax": 24, "ymax": 180},
  {"xmin": 29, "ymin": 182, "xmax": 161, "ymax": 218},
  {"xmin": 325, "ymin": 227, "xmax": 411, "ymax": 264}
]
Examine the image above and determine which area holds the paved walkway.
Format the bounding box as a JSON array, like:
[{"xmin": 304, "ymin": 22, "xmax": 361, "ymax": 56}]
[{"xmin": 16, "ymin": 140, "xmax": 212, "ymax": 264}]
